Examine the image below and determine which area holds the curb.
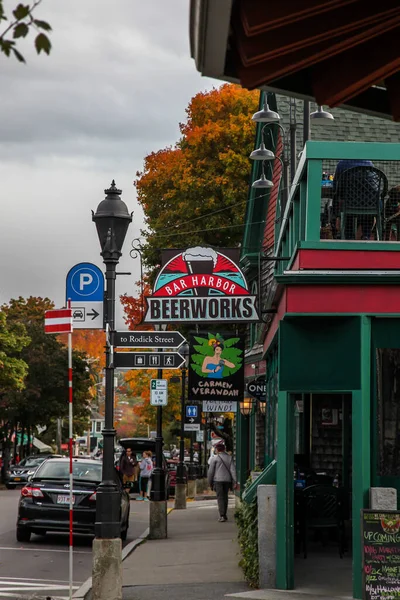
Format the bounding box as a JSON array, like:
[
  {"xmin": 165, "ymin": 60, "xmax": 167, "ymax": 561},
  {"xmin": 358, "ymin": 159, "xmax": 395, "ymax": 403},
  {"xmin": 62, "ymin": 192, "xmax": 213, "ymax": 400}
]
[{"xmin": 72, "ymin": 528, "xmax": 149, "ymax": 600}]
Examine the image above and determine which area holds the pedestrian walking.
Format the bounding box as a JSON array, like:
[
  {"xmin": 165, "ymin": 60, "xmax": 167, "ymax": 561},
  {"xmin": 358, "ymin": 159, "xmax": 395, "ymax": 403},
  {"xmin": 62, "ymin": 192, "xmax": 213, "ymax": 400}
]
[
  {"xmin": 207, "ymin": 441, "xmax": 236, "ymax": 522},
  {"xmin": 119, "ymin": 448, "xmax": 139, "ymax": 490},
  {"xmin": 138, "ymin": 451, "xmax": 153, "ymax": 501}
]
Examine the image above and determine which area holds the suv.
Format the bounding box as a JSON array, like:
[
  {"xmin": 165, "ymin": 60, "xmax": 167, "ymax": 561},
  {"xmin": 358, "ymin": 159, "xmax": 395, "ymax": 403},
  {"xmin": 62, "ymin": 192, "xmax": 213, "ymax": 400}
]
[
  {"xmin": 5, "ymin": 454, "xmax": 62, "ymax": 489},
  {"xmin": 118, "ymin": 438, "xmax": 171, "ymax": 498}
]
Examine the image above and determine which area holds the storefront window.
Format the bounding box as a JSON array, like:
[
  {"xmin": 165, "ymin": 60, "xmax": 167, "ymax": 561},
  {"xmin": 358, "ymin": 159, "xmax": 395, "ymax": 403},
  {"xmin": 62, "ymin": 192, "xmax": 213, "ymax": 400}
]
[{"xmin": 376, "ymin": 348, "xmax": 400, "ymax": 477}]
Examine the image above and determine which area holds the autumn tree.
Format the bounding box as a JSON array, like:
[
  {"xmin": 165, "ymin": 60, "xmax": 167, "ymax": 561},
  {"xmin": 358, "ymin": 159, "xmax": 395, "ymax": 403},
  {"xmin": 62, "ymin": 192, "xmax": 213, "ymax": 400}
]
[
  {"xmin": 0, "ymin": 0, "xmax": 52, "ymax": 62},
  {"xmin": 135, "ymin": 84, "xmax": 259, "ymax": 279},
  {"xmin": 120, "ymin": 283, "xmax": 153, "ymax": 330}
]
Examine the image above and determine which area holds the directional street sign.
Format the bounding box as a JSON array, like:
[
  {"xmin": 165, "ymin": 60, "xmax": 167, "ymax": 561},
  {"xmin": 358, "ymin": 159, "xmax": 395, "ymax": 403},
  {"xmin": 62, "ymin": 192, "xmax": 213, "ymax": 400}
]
[
  {"xmin": 150, "ymin": 379, "xmax": 168, "ymax": 406},
  {"xmin": 66, "ymin": 263, "xmax": 104, "ymax": 330},
  {"xmin": 184, "ymin": 404, "xmax": 201, "ymax": 431},
  {"xmin": 114, "ymin": 331, "xmax": 186, "ymax": 349},
  {"xmin": 186, "ymin": 405, "xmax": 198, "ymax": 418},
  {"xmin": 114, "ymin": 351, "xmax": 185, "ymax": 370}
]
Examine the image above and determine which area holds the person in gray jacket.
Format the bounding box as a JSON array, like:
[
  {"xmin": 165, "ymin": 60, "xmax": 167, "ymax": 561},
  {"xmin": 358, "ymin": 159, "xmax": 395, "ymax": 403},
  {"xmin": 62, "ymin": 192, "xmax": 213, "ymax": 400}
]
[{"xmin": 208, "ymin": 441, "xmax": 236, "ymax": 522}]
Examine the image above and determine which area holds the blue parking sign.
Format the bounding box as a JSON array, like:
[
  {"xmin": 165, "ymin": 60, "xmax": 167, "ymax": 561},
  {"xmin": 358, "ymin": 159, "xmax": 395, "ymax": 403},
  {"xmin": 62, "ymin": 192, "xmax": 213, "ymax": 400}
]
[{"xmin": 66, "ymin": 263, "xmax": 104, "ymax": 302}]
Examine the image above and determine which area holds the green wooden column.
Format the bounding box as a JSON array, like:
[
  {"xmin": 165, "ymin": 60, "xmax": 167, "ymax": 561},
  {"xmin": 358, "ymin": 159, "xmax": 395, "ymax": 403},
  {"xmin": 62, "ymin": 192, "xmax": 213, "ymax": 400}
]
[
  {"xmin": 299, "ymin": 180, "xmax": 307, "ymax": 241},
  {"xmin": 236, "ymin": 411, "xmax": 249, "ymax": 494},
  {"xmin": 305, "ymin": 159, "xmax": 322, "ymax": 241},
  {"xmin": 276, "ymin": 391, "xmax": 294, "ymax": 589},
  {"xmin": 352, "ymin": 316, "xmax": 371, "ymax": 599}
]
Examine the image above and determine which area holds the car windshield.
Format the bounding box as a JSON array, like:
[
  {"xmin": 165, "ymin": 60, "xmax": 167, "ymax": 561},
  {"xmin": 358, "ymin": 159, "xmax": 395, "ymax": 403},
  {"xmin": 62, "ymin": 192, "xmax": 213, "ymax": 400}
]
[
  {"xmin": 24, "ymin": 457, "xmax": 45, "ymax": 467},
  {"xmin": 34, "ymin": 461, "xmax": 102, "ymax": 482}
]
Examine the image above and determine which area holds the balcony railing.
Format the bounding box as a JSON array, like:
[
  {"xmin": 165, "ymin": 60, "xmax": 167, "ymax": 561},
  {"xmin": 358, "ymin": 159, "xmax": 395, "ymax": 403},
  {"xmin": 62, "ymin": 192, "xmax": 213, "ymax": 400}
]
[{"xmin": 274, "ymin": 141, "xmax": 400, "ymax": 276}]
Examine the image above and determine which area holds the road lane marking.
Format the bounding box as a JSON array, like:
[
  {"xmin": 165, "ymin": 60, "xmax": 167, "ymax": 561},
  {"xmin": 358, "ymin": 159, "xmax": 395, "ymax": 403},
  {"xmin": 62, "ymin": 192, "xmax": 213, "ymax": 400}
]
[
  {"xmin": 0, "ymin": 577, "xmax": 83, "ymax": 583},
  {"xmin": 0, "ymin": 546, "xmax": 90, "ymax": 553},
  {"xmin": 0, "ymin": 578, "xmax": 80, "ymax": 596}
]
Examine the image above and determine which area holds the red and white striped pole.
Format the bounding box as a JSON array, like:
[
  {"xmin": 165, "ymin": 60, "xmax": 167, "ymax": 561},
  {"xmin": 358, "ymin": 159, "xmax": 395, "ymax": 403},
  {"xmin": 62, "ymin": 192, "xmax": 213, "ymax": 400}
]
[
  {"xmin": 44, "ymin": 304, "xmax": 74, "ymax": 598},
  {"xmin": 67, "ymin": 298, "xmax": 73, "ymax": 600}
]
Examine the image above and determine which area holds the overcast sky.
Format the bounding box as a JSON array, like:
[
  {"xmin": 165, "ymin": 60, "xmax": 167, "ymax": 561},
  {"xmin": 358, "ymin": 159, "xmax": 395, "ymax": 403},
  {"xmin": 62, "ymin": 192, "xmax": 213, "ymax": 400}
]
[{"xmin": 0, "ymin": 0, "xmax": 216, "ymax": 327}]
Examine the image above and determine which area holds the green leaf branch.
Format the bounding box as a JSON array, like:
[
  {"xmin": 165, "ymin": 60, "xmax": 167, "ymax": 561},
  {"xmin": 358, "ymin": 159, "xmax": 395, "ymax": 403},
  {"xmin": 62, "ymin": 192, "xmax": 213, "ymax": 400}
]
[{"xmin": 0, "ymin": 0, "xmax": 52, "ymax": 62}]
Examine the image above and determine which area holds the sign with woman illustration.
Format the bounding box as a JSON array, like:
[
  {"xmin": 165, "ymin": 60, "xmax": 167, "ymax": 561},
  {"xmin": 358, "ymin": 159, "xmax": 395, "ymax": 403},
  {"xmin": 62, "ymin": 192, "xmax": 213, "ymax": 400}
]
[{"xmin": 188, "ymin": 332, "xmax": 244, "ymax": 401}]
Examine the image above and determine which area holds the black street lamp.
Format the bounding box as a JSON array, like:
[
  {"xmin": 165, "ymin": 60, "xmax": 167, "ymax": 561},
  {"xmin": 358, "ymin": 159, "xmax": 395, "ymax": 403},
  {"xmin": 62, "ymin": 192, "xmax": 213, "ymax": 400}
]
[
  {"xmin": 176, "ymin": 343, "xmax": 189, "ymax": 486},
  {"xmin": 150, "ymin": 324, "xmax": 167, "ymax": 503},
  {"xmin": 92, "ymin": 180, "xmax": 132, "ymax": 538}
]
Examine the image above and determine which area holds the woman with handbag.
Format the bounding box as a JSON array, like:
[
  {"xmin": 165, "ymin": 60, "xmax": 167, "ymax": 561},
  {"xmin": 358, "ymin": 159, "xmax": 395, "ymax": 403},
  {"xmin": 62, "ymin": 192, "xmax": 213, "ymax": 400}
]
[{"xmin": 207, "ymin": 441, "xmax": 236, "ymax": 522}]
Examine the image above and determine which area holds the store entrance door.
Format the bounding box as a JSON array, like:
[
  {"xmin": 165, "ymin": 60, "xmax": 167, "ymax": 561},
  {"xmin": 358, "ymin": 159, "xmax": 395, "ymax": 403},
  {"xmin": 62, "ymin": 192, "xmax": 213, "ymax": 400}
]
[{"xmin": 292, "ymin": 393, "xmax": 353, "ymax": 596}]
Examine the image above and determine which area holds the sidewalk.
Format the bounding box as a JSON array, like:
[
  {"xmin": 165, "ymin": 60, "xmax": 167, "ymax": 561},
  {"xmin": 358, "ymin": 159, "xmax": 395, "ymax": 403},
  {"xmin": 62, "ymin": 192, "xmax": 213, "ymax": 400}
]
[{"xmin": 121, "ymin": 498, "xmax": 249, "ymax": 600}]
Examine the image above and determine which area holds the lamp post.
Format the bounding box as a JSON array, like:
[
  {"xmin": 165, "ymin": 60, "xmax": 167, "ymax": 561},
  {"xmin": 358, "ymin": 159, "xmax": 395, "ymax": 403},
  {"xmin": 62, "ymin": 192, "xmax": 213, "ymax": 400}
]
[
  {"xmin": 150, "ymin": 326, "xmax": 167, "ymax": 502},
  {"xmin": 175, "ymin": 343, "xmax": 189, "ymax": 509},
  {"xmin": 91, "ymin": 180, "xmax": 132, "ymax": 600}
]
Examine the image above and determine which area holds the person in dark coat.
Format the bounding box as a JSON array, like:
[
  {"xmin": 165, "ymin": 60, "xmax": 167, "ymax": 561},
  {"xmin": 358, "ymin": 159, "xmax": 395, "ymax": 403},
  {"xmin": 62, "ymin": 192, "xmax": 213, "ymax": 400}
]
[
  {"xmin": 207, "ymin": 441, "xmax": 236, "ymax": 522},
  {"xmin": 119, "ymin": 448, "xmax": 138, "ymax": 489}
]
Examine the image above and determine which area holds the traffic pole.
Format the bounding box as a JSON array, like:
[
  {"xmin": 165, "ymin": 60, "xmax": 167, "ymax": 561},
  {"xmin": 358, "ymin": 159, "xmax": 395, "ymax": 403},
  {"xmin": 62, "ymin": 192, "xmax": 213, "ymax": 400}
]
[{"xmin": 67, "ymin": 298, "xmax": 73, "ymax": 600}]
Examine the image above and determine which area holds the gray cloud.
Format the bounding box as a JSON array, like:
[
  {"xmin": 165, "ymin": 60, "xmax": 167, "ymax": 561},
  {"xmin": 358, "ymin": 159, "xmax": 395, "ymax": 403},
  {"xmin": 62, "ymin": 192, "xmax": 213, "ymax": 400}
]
[{"xmin": 0, "ymin": 0, "xmax": 216, "ymax": 325}]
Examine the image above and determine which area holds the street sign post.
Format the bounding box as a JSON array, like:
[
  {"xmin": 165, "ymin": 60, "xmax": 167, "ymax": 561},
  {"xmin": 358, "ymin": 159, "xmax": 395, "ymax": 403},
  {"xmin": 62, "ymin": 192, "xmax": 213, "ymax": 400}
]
[
  {"xmin": 114, "ymin": 331, "xmax": 186, "ymax": 349},
  {"xmin": 184, "ymin": 404, "xmax": 201, "ymax": 431},
  {"xmin": 114, "ymin": 351, "xmax": 185, "ymax": 370},
  {"xmin": 66, "ymin": 263, "xmax": 104, "ymax": 329},
  {"xmin": 150, "ymin": 379, "xmax": 168, "ymax": 406}
]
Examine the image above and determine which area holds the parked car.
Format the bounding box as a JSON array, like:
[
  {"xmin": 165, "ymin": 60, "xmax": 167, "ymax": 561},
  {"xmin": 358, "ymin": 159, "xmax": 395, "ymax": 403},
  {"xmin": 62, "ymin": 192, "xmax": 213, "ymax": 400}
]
[
  {"xmin": 16, "ymin": 457, "xmax": 130, "ymax": 542},
  {"xmin": 118, "ymin": 438, "xmax": 171, "ymax": 498},
  {"xmin": 5, "ymin": 454, "xmax": 62, "ymax": 489}
]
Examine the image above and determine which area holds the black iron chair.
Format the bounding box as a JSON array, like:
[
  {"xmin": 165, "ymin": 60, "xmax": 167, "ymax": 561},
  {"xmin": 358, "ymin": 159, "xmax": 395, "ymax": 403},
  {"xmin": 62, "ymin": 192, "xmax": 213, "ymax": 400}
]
[
  {"xmin": 301, "ymin": 484, "xmax": 346, "ymax": 559},
  {"xmin": 332, "ymin": 166, "xmax": 388, "ymax": 240}
]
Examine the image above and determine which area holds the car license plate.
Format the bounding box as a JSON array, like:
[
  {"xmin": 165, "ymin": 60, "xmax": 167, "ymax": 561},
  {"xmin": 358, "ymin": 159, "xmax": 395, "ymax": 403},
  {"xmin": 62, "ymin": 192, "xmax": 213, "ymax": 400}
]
[
  {"xmin": 57, "ymin": 495, "xmax": 75, "ymax": 505},
  {"xmin": 14, "ymin": 477, "xmax": 21, "ymax": 481}
]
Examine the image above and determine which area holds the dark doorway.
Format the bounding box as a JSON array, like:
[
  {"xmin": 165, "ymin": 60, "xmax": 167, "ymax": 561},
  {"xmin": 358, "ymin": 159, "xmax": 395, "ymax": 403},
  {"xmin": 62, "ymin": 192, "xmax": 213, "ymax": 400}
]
[{"xmin": 293, "ymin": 393, "xmax": 352, "ymax": 596}]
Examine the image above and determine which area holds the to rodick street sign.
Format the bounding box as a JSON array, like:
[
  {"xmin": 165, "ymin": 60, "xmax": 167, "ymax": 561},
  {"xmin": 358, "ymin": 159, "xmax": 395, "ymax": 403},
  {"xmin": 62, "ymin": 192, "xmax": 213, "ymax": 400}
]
[
  {"xmin": 114, "ymin": 351, "xmax": 185, "ymax": 370},
  {"xmin": 114, "ymin": 331, "xmax": 186, "ymax": 349}
]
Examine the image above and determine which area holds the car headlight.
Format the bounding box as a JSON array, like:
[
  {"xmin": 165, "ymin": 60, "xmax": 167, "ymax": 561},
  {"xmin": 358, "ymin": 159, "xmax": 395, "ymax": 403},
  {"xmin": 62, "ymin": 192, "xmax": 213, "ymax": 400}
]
[{"xmin": 27, "ymin": 470, "xmax": 36, "ymax": 475}]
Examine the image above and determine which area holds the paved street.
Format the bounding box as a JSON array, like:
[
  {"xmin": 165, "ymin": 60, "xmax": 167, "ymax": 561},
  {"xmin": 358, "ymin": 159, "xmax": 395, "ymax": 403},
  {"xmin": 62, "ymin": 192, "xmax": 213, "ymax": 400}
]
[{"xmin": 0, "ymin": 489, "xmax": 150, "ymax": 599}]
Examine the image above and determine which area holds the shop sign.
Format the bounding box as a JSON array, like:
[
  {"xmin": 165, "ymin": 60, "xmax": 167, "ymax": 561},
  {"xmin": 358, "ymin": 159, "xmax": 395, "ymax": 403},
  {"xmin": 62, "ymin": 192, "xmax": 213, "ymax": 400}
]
[
  {"xmin": 202, "ymin": 401, "xmax": 238, "ymax": 413},
  {"xmin": 246, "ymin": 377, "xmax": 266, "ymax": 402},
  {"xmin": 144, "ymin": 247, "xmax": 258, "ymax": 323},
  {"xmin": 188, "ymin": 332, "xmax": 244, "ymax": 404}
]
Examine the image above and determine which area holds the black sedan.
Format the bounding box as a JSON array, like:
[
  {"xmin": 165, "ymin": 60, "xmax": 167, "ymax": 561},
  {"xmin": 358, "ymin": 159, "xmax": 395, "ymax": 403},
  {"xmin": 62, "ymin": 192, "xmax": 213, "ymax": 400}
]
[
  {"xmin": 16, "ymin": 458, "xmax": 130, "ymax": 543},
  {"xmin": 5, "ymin": 455, "xmax": 62, "ymax": 489}
]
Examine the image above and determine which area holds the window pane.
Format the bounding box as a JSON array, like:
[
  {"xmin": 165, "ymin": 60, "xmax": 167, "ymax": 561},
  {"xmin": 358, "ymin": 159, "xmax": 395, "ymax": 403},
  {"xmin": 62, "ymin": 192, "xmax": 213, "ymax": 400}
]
[{"xmin": 377, "ymin": 348, "xmax": 400, "ymax": 477}]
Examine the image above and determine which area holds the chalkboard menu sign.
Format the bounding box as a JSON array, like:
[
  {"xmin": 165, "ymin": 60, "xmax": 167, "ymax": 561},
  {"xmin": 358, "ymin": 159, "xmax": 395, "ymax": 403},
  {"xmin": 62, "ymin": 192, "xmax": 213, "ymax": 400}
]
[{"xmin": 362, "ymin": 509, "xmax": 400, "ymax": 600}]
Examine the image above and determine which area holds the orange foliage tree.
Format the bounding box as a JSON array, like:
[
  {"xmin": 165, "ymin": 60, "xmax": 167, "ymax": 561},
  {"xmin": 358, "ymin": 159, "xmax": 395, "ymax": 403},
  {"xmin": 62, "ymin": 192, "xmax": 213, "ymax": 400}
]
[
  {"xmin": 58, "ymin": 329, "xmax": 105, "ymax": 408},
  {"xmin": 124, "ymin": 368, "xmax": 182, "ymax": 436},
  {"xmin": 120, "ymin": 283, "xmax": 153, "ymax": 330},
  {"xmin": 135, "ymin": 84, "xmax": 259, "ymax": 278}
]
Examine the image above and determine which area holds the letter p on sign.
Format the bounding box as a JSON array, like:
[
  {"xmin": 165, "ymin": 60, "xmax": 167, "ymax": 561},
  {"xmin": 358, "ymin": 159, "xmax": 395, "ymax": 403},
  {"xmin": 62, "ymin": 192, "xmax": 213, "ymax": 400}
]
[{"xmin": 80, "ymin": 273, "xmax": 93, "ymax": 290}]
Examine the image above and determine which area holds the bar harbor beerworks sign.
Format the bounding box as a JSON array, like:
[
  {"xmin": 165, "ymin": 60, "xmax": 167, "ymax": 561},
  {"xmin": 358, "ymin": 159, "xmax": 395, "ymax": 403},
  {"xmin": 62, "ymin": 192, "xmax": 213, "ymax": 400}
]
[{"xmin": 144, "ymin": 246, "xmax": 259, "ymax": 323}]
